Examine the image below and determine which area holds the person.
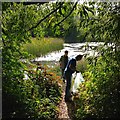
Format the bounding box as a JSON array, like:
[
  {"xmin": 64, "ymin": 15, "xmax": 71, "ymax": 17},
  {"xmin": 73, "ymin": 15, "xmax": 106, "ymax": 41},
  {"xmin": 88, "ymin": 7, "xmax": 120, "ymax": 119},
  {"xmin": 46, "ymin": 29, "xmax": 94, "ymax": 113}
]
[
  {"xmin": 59, "ymin": 50, "xmax": 69, "ymax": 82},
  {"xmin": 64, "ymin": 54, "xmax": 83, "ymax": 102}
]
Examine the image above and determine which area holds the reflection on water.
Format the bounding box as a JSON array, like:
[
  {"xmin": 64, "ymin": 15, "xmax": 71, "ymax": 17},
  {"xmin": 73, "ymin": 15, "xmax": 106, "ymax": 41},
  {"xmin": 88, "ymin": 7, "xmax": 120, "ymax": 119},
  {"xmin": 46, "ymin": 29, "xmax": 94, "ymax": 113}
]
[{"xmin": 32, "ymin": 42, "xmax": 104, "ymax": 62}]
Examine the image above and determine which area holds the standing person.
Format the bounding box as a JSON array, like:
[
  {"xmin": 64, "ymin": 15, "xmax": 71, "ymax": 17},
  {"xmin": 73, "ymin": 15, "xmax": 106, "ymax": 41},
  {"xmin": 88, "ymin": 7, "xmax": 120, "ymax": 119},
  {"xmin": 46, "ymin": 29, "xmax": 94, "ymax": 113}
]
[
  {"xmin": 64, "ymin": 54, "xmax": 83, "ymax": 102},
  {"xmin": 59, "ymin": 50, "xmax": 69, "ymax": 82}
]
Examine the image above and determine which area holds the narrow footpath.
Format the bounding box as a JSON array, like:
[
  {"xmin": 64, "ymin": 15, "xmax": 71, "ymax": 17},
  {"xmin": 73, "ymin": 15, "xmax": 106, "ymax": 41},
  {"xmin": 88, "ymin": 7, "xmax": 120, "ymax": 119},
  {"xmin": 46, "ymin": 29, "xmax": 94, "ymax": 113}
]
[{"xmin": 57, "ymin": 83, "xmax": 75, "ymax": 120}]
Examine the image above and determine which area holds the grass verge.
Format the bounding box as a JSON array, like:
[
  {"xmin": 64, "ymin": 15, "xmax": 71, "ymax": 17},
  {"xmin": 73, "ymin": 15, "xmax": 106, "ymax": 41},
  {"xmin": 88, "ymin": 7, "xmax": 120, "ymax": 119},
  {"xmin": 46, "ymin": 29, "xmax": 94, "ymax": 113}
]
[{"xmin": 23, "ymin": 37, "xmax": 64, "ymax": 57}]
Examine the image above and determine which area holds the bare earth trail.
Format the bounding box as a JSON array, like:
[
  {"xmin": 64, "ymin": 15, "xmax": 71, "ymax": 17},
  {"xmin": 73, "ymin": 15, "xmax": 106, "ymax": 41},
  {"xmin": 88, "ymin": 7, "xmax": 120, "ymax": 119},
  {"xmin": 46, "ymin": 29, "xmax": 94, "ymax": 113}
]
[{"xmin": 57, "ymin": 83, "xmax": 75, "ymax": 120}]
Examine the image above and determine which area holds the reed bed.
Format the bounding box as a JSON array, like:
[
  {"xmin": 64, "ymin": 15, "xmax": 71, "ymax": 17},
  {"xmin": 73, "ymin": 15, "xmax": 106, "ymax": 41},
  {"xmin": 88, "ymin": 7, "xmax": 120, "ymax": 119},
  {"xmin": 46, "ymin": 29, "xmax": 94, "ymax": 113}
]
[
  {"xmin": 23, "ymin": 37, "xmax": 64, "ymax": 57},
  {"xmin": 76, "ymin": 58, "xmax": 88, "ymax": 73}
]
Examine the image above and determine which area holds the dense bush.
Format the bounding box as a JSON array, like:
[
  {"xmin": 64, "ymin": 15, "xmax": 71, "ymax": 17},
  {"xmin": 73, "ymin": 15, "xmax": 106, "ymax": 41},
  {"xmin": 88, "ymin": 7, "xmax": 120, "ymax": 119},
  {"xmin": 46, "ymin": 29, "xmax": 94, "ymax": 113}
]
[
  {"xmin": 74, "ymin": 46, "xmax": 120, "ymax": 119},
  {"xmin": 3, "ymin": 63, "xmax": 62, "ymax": 119},
  {"xmin": 2, "ymin": 3, "xmax": 63, "ymax": 119}
]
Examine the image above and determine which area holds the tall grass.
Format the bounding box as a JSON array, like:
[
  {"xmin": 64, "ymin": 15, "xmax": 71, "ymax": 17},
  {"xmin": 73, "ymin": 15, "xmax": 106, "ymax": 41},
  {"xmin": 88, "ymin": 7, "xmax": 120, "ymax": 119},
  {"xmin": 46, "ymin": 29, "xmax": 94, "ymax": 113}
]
[
  {"xmin": 76, "ymin": 58, "xmax": 88, "ymax": 73},
  {"xmin": 23, "ymin": 37, "xmax": 64, "ymax": 57}
]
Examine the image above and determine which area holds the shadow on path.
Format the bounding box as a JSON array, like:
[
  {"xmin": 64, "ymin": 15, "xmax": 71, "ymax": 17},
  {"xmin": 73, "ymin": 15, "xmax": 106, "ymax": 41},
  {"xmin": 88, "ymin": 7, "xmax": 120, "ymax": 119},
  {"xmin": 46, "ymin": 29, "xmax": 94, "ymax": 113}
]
[
  {"xmin": 66, "ymin": 101, "xmax": 76, "ymax": 120},
  {"xmin": 57, "ymin": 83, "xmax": 76, "ymax": 120}
]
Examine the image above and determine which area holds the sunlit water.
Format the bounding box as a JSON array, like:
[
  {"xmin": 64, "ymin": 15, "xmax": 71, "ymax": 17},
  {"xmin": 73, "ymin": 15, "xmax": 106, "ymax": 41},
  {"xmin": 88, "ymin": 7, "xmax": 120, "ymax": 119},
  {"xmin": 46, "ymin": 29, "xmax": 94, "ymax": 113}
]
[
  {"xmin": 32, "ymin": 42, "xmax": 104, "ymax": 62},
  {"xmin": 24, "ymin": 42, "xmax": 105, "ymax": 79}
]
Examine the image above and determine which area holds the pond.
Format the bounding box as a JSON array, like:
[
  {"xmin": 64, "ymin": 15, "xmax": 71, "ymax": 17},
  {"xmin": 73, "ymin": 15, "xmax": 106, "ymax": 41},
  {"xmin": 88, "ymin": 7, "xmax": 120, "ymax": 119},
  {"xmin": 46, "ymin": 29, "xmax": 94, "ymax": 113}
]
[
  {"xmin": 32, "ymin": 42, "xmax": 104, "ymax": 63},
  {"xmin": 24, "ymin": 42, "xmax": 104, "ymax": 79}
]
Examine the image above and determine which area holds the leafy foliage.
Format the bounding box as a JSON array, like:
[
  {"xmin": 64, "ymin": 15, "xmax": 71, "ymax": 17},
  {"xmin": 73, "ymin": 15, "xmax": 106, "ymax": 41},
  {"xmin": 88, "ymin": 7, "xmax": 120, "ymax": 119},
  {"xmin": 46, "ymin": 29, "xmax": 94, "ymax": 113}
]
[
  {"xmin": 3, "ymin": 63, "xmax": 62, "ymax": 119},
  {"xmin": 73, "ymin": 2, "xmax": 120, "ymax": 119},
  {"xmin": 2, "ymin": 3, "xmax": 62, "ymax": 119},
  {"xmin": 74, "ymin": 47, "xmax": 120, "ymax": 119},
  {"xmin": 2, "ymin": 1, "xmax": 120, "ymax": 119}
]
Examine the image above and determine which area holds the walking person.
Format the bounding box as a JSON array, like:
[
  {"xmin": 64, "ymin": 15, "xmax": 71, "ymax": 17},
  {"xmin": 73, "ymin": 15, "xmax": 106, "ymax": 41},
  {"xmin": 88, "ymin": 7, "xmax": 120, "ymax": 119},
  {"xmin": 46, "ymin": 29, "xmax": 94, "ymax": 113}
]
[
  {"xmin": 64, "ymin": 54, "xmax": 83, "ymax": 102},
  {"xmin": 59, "ymin": 50, "xmax": 69, "ymax": 82}
]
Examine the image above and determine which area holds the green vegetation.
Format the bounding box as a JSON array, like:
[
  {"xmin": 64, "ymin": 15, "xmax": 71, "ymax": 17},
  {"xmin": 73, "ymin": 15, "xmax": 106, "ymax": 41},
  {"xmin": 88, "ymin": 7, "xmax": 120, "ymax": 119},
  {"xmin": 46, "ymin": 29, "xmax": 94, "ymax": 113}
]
[
  {"xmin": 23, "ymin": 37, "xmax": 64, "ymax": 57},
  {"xmin": 2, "ymin": 2, "xmax": 120, "ymax": 119},
  {"xmin": 48, "ymin": 63, "xmax": 61, "ymax": 77},
  {"xmin": 3, "ymin": 63, "xmax": 62, "ymax": 119},
  {"xmin": 2, "ymin": 3, "xmax": 63, "ymax": 119},
  {"xmin": 72, "ymin": 2, "xmax": 120, "ymax": 119},
  {"xmin": 74, "ymin": 47, "xmax": 120, "ymax": 119},
  {"xmin": 76, "ymin": 58, "xmax": 88, "ymax": 74}
]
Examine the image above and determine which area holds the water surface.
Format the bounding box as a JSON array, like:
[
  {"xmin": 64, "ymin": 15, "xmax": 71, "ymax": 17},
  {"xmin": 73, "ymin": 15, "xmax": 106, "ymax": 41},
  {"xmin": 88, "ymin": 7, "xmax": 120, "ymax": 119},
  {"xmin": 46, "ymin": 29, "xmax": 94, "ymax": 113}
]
[{"xmin": 33, "ymin": 42, "xmax": 104, "ymax": 62}]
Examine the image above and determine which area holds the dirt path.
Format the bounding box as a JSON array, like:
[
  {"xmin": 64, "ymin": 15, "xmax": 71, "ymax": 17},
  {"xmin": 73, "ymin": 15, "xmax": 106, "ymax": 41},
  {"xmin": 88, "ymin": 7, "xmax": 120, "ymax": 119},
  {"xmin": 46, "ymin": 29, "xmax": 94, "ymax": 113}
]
[{"xmin": 57, "ymin": 84, "xmax": 75, "ymax": 120}]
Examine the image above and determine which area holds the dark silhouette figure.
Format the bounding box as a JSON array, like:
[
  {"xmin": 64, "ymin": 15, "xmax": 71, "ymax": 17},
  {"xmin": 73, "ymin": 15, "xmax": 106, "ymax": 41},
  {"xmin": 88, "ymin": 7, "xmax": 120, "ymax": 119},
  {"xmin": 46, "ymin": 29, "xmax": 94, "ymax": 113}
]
[
  {"xmin": 59, "ymin": 50, "xmax": 68, "ymax": 82},
  {"xmin": 64, "ymin": 54, "xmax": 83, "ymax": 102}
]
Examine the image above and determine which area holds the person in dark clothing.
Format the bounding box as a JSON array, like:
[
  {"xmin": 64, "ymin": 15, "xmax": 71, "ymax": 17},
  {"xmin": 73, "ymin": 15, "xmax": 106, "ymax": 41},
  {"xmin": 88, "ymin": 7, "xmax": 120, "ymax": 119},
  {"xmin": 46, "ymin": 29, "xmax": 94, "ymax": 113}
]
[
  {"xmin": 64, "ymin": 54, "xmax": 83, "ymax": 102},
  {"xmin": 59, "ymin": 50, "xmax": 68, "ymax": 82}
]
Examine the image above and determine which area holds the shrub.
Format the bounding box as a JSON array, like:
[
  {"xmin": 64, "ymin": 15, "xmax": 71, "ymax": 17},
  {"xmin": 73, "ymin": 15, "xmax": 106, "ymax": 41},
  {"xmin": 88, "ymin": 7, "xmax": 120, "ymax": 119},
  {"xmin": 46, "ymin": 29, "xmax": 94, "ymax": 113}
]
[
  {"xmin": 76, "ymin": 58, "xmax": 88, "ymax": 74},
  {"xmin": 3, "ymin": 63, "xmax": 62, "ymax": 119},
  {"xmin": 74, "ymin": 47, "xmax": 120, "ymax": 119}
]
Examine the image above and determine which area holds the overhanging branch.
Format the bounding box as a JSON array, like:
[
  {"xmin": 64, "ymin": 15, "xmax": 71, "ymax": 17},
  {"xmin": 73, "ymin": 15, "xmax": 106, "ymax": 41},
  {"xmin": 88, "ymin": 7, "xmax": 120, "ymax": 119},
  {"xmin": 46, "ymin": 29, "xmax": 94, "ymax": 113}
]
[
  {"xmin": 28, "ymin": 3, "xmax": 64, "ymax": 32},
  {"xmin": 54, "ymin": 2, "xmax": 78, "ymax": 28}
]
